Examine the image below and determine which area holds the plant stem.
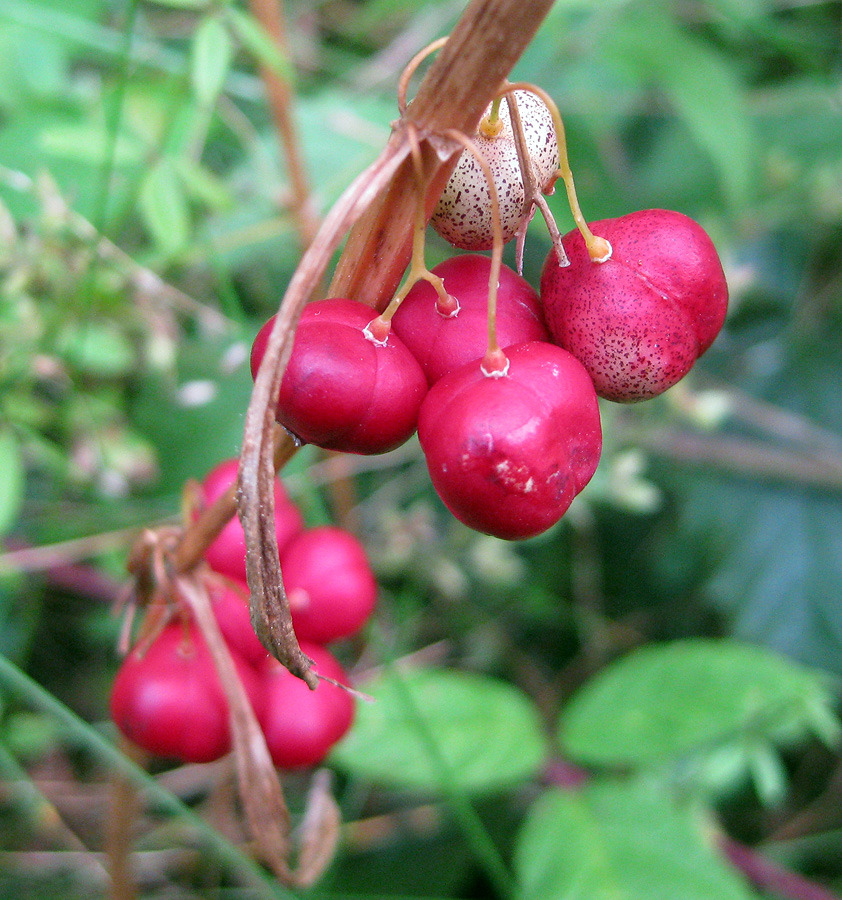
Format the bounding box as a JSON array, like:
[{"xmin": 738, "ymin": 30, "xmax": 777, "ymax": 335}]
[
  {"xmin": 329, "ymin": 0, "xmax": 557, "ymax": 312},
  {"xmin": 369, "ymin": 634, "xmax": 515, "ymax": 899},
  {"xmin": 248, "ymin": 0, "xmax": 320, "ymax": 252},
  {"xmin": 0, "ymin": 652, "xmax": 298, "ymax": 900},
  {"xmin": 171, "ymin": 424, "xmax": 299, "ymax": 575},
  {"xmin": 718, "ymin": 836, "xmax": 842, "ymax": 900}
]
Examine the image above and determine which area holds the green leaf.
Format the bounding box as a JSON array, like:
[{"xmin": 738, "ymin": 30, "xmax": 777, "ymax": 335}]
[
  {"xmin": 56, "ymin": 322, "xmax": 136, "ymax": 377},
  {"xmin": 226, "ymin": 8, "xmax": 293, "ymax": 84},
  {"xmin": 0, "ymin": 428, "xmax": 25, "ymax": 537},
  {"xmin": 559, "ymin": 639, "xmax": 839, "ymax": 768},
  {"xmin": 603, "ymin": 6, "xmax": 753, "ymax": 207},
  {"xmin": 174, "ymin": 157, "xmax": 232, "ymax": 209},
  {"xmin": 673, "ymin": 342, "xmax": 842, "ymax": 677},
  {"xmin": 138, "ymin": 158, "xmax": 191, "ymax": 256},
  {"xmin": 514, "ymin": 780, "xmax": 755, "ymax": 900},
  {"xmin": 145, "ymin": 0, "xmax": 211, "ymax": 8},
  {"xmin": 331, "ymin": 667, "xmax": 547, "ymax": 794},
  {"xmin": 191, "ymin": 16, "xmax": 233, "ymax": 107}
]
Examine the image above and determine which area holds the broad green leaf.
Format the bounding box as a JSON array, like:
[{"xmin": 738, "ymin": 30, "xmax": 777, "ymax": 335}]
[
  {"xmin": 559, "ymin": 640, "xmax": 839, "ymax": 767},
  {"xmin": 603, "ymin": 7, "xmax": 753, "ymax": 207},
  {"xmin": 191, "ymin": 16, "xmax": 233, "ymax": 107},
  {"xmin": 139, "ymin": 159, "xmax": 191, "ymax": 257},
  {"xmin": 331, "ymin": 667, "xmax": 547, "ymax": 794},
  {"xmin": 56, "ymin": 322, "xmax": 136, "ymax": 377},
  {"xmin": 0, "ymin": 429, "xmax": 25, "ymax": 537},
  {"xmin": 175, "ymin": 157, "xmax": 232, "ymax": 209},
  {"xmin": 672, "ymin": 342, "xmax": 842, "ymax": 678},
  {"xmin": 226, "ymin": 9, "xmax": 293, "ymax": 84},
  {"xmin": 514, "ymin": 780, "xmax": 755, "ymax": 900}
]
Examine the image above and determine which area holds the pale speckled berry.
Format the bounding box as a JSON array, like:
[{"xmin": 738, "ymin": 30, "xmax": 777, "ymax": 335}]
[
  {"xmin": 540, "ymin": 209, "xmax": 729, "ymax": 403},
  {"xmin": 431, "ymin": 90, "xmax": 559, "ymax": 251}
]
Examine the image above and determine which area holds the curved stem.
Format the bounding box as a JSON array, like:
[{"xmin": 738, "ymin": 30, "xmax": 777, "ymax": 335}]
[
  {"xmin": 373, "ymin": 124, "xmax": 454, "ymax": 334},
  {"xmin": 397, "ymin": 35, "xmax": 449, "ymax": 115},
  {"xmin": 248, "ymin": 0, "xmax": 320, "ymax": 252},
  {"xmin": 443, "ymin": 129, "xmax": 507, "ymax": 377},
  {"xmin": 503, "ymin": 81, "xmax": 611, "ymax": 263}
]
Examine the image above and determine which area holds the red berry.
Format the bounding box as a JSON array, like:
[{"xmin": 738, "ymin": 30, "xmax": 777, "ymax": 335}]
[
  {"xmin": 209, "ymin": 580, "xmax": 268, "ymax": 667},
  {"xmin": 418, "ymin": 342, "xmax": 602, "ymax": 540},
  {"xmin": 200, "ymin": 458, "xmax": 303, "ymax": 584},
  {"xmin": 540, "ymin": 209, "xmax": 729, "ymax": 402},
  {"xmin": 391, "ymin": 254, "xmax": 548, "ymax": 385},
  {"xmin": 256, "ymin": 643, "xmax": 355, "ymax": 769},
  {"xmin": 281, "ymin": 526, "xmax": 377, "ymax": 645},
  {"xmin": 110, "ymin": 622, "xmax": 263, "ymax": 764},
  {"xmin": 251, "ymin": 299, "xmax": 428, "ymax": 455}
]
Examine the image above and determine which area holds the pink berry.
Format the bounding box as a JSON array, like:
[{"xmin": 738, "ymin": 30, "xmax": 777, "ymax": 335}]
[
  {"xmin": 209, "ymin": 580, "xmax": 268, "ymax": 668},
  {"xmin": 200, "ymin": 458, "xmax": 303, "ymax": 584},
  {"xmin": 391, "ymin": 254, "xmax": 548, "ymax": 384},
  {"xmin": 418, "ymin": 342, "xmax": 601, "ymax": 541},
  {"xmin": 256, "ymin": 643, "xmax": 355, "ymax": 769},
  {"xmin": 251, "ymin": 299, "xmax": 428, "ymax": 455},
  {"xmin": 540, "ymin": 209, "xmax": 729, "ymax": 402},
  {"xmin": 281, "ymin": 526, "xmax": 377, "ymax": 645},
  {"xmin": 110, "ymin": 622, "xmax": 263, "ymax": 764}
]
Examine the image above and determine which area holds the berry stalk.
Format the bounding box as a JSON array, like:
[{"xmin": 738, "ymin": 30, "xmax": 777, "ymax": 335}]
[{"xmin": 504, "ymin": 81, "xmax": 611, "ymax": 263}]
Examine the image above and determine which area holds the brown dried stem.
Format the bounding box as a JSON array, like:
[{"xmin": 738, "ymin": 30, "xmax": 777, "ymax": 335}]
[
  {"xmin": 503, "ymin": 85, "xmax": 568, "ymax": 271},
  {"xmin": 177, "ymin": 576, "xmax": 294, "ymax": 882},
  {"xmin": 240, "ymin": 0, "xmax": 557, "ymax": 686},
  {"xmin": 171, "ymin": 425, "xmax": 299, "ymax": 576},
  {"xmin": 247, "ymin": 0, "xmax": 320, "ymax": 251},
  {"xmin": 329, "ymin": 0, "xmax": 557, "ymax": 311}
]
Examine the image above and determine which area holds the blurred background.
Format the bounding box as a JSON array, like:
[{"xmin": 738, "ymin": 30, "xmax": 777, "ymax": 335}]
[{"xmin": 1, "ymin": 0, "xmax": 841, "ymax": 897}]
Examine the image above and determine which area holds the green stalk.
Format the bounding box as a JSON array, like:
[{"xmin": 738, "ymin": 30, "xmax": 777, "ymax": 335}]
[
  {"xmin": 368, "ymin": 631, "xmax": 515, "ymax": 900},
  {"xmin": 0, "ymin": 652, "xmax": 298, "ymax": 900}
]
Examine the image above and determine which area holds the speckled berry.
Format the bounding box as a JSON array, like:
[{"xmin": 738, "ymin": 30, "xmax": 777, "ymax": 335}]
[
  {"xmin": 392, "ymin": 254, "xmax": 548, "ymax": 384},
  {"xmin": 418, "ymin": 341, "xmax": 602, "ymax": 541},
  {"xmin": 540, "ymin": 209, "xmax": 729, "ymax": 402},
  {"xmin": 431, "ymin": 90, "xmax": 558, "ymax": 251}
]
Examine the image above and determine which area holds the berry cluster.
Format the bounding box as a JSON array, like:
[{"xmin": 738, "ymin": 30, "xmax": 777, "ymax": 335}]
[
  {"xmin": 251, "ymin": 207, "xmax": 727, "ymax": 543},
  {"xmin": 111, "ymin": 458, "xmax": 375, "ymax": 768}
]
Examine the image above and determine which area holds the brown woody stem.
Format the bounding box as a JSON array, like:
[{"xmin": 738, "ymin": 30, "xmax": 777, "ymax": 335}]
[
  {"xmin": 240, "ymin": 0, "xmax": 557, "ymax": 684},
  {"xmin": 171, "ymin": 425, "xmax": 299, "ymax": 576},
  {"xmin": 247, "ymin": 0, "xmax": 320, "ymax": 251}
]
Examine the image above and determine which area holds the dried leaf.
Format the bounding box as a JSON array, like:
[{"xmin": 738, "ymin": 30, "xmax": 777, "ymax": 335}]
[
  {"xmin": 291, "ymin": 769, "xmax": 341, "ymax": 887},
  {"xmin": 177, "ymin": 575, "xmax": 293, "ymax": 882}
]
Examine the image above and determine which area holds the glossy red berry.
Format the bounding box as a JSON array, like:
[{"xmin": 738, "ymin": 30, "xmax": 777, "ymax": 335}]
[
  {"xmin": 200, "ymin": 458, "xmax": 303, "ymax": 584},
  {"xmin": 251, "ymin": 299, "xmax": 428, "ymax": 455},
  {"xmin": 256, "ymin": 643, "xmax": 355, "ymax": 770},
  {"xmin": 281, "ymin": 526, "xmax": 377, "ymax": 645},
  {"xmin": 209, "ymin": 580, "xmax": 268, "ymax": 668},
  {"xmin": 418, "ymin": 342, "xmax": 602, "ymax": 541},
  {"xmin": 391, "ymin": 254, "xmax": 548, "ymax": 385},
  {"xmin": 110, "ymin": 622, "xmax": 263, "ymax": 763},
  {"xmin": 540, "ymin": 209, "xmax": 729, "ymax": 402}
]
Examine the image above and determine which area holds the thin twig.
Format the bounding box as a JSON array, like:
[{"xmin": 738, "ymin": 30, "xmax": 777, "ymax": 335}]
[
  {"xmin": 247, "ymin": 0, "xmax": 320, "ymax": 252},
  {"xmin": 718, "ymin": 836, "xmax": 842, "ymax": 900}
]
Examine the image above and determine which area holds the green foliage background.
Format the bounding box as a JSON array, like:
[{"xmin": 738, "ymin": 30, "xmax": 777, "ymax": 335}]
[{"xmin": 0, "ymin": 0, "xmax": 841, "ymax": 898}]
